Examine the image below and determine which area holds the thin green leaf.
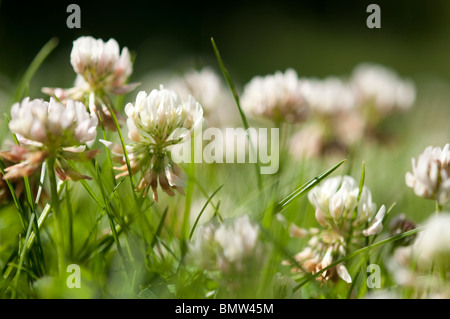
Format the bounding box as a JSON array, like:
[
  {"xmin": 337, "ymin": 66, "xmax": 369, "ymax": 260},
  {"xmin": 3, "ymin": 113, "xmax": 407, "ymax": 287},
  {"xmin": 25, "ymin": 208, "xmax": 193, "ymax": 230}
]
[
  {"xmin": 292, "ymin": 226, "xmax": 423, "ymax": 292},
  {"xmin": 189, "ymin": 184, "xmax": 223, "ymax": 240},
  {"xmin": 211, "ymin": 37, "xmax": 262, "ymax": 191},
  {"xmin": 14, "ymin": 37, "xmax": 59, "ymax": 102},
  {"xmin": 151, "ymin": 207, "xmax": 168, "ymax": 248}
]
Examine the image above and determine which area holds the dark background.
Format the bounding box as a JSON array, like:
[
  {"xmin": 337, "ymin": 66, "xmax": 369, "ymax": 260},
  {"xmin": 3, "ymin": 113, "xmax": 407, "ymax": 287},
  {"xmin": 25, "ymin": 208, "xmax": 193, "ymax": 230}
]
[{"xmin": 1, "ymin": 0, "xmax": 450, "ymax": 86}]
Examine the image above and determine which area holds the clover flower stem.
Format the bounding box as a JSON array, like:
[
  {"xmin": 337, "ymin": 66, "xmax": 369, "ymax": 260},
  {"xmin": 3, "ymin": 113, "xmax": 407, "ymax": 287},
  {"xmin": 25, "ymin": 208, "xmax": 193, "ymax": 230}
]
[
  {"xmin": 96, "ymin": 108, "xmax": 117, "ymax": 187},
  {"xmin": 180, "ymin": 136, "xmax": 196, "ymax": 260},
  {"xmin": 104, "ymin": 102, "xmax": 135, "ymax": 191},
  {"xmin": 47, "ymin": 157, "xmax": 65, "ymax": 275}
]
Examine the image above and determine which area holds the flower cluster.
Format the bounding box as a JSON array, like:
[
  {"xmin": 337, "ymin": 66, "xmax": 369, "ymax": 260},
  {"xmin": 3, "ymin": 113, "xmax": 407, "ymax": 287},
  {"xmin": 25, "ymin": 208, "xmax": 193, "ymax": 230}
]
[
  {"xmin": 287, "ymin": 63, "xmax": 416, "ymax": 159},
  {"xmin": 284, "ymin": 175, "xmax": 386, "ymax": 283},
  {"xmin": 189, "ymin": 215, "xmax": 263, "ymax": 274},
  {"xmin": 102, "ymin": 87, "xmax": 203, "ymax": 201},
  {"xmin": 0, "ymin": 97, "xmax": 98, "ymax": 181},
  {"xmin": 405, "ymin": 144, "xmax": 450, "ymax": 205},
  {"xmin": 241, "ymin": 69, "xmax": 309, "ymax": 123}
]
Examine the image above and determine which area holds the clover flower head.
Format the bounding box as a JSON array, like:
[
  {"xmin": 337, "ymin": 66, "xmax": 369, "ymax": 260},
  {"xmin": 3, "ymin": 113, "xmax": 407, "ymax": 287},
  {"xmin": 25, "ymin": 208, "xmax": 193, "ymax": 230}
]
[
  {"xmin": 70, "ymin": 36, "xmax": 137, "ymax": 94},
  {"xmin": 102, "ymin": 87, "xmax": 203, "ymax": 201},
  {"xmin": 43, "ymin": 36, "xmax": 138, "ymax": 109},
  {"xmin": 351, "ymin": 63, "xmax": 416, "ymax": 115},
  {"xmin": 405, "ymin": 144, "xmax": 450, "ymax": 205},
  {"xmin": 167, "ymin": 67, "xmax": 227, "ymax": 113},
  {"xmin": 283, "ymin": 176, "xmax": 385, "ymax": 284},
  {"xmin": 241, "ymin": 69, "xmax": 308, "ymax": 123},
  {"xmin": 289, "ymin": 124, "xmax": 325, "ymax": 159},
  {"xmin": 308, "ymin": 175, "xmax": 386, "ymax": 236},
  {"xmin": 125, "ymin": 87, "xmax": 203, "ymax": 142},
  {"xmin": 1, "ymin": 97, "xmax": 99, "ymax": 181},
  {"xmin": 189, "ymin": 215, "xmax": 263, "ymax": 273}
]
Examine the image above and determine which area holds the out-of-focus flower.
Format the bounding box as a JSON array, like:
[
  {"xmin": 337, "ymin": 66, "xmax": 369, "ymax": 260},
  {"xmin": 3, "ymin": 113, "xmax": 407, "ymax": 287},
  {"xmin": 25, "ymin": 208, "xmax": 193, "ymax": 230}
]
[
  {"xmin": 301, "ymin": 77, "xmax": 356, "ymax": 116},
  {"xmin": 241, "ymin": 69, "xmax": 308, "ymax": 123},
  {"xmin": 351, "ymin": 63, "xmax": 416, "ymax": 117},
  {"xmin": 289, "ymin": 124, "xmax": 325, "ymax": 159},
  {"xmin": 167, "ymin": 67, "xmax": 225, "ymax": 114},
  {"xmin": 388, "ymin": 213, "xmax": 450, "ymax": 298},
  {"xmin": 308, "ymin": 175, "xmax": 386, "ymax": 236},
  {"xmin": 101, "ymin": 87, "xmax": 203, "ymax": 201},
  {"xmin": 0, "ymin": 97, "xmax": 99, "ymax": 181},
  {"xmin": 389, "ymin": 213, "xmax": 417, "ymax": 247},
  {"xmin": 405, "ymin": 144, "xmax": 450, "ymax": 205},
  {"xmin": 0, "ymin": 172, "xmax": 10, "ymax": 204},
  {"xmin": 167, "ymin": 67, "xmax": 238, "ymax": 128},
  {"xmin": 189, "ymin": 215, "xmax": 263, "ymax": 273},
  {"xmin": 413, "ymin": 213, "xmax": 450, "ymax": 269}
]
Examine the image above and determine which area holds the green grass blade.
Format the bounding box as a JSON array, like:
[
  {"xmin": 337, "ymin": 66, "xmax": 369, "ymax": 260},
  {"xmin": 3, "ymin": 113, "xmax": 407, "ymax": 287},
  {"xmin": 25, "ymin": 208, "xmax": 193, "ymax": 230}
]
[
  {"xmin": 211, "ymin": 37, "xmax": 263, "ymax": 191},
  {"xmin": 276, "ymin": 159, "xmax": 346, "ymax": 212},
  {"xmin": 151, "ymin": 207, "xmax": 168, "ymax": 248},
  {"xmin": 13, "ymin": 37, "xmax": 59, "ymax": 102},
  {"xmin": 79, "ymin": 179, "xmax": 103, "ymax": 208}
]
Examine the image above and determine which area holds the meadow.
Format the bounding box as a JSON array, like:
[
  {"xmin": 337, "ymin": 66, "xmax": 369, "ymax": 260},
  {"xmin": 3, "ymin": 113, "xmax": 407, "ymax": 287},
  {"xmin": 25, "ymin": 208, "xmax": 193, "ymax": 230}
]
[{"xmin": 0, "ymin": 3, "xmax": 449, "ymax": 300}]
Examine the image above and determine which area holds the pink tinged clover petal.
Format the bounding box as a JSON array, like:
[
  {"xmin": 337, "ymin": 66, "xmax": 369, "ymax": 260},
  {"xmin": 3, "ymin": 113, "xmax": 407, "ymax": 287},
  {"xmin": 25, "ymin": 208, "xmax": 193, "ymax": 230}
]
[
  {"xmin": 362, "ymin": 205, "xmax": 386, "ymax": 236},
  {"xmin": 337, "ymin": 263, "xmax": 352, "ymax": 284}
]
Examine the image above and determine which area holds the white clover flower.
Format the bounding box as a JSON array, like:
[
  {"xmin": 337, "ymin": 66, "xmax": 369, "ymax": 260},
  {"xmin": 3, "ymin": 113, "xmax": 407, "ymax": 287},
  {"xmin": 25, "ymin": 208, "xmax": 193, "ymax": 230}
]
[
  {"xmin": 297, "ymin": 77, "xmax": 366, "ymax": 148},
  {"xmin": 189, "ymin": 215, "xmax": 263, "ymax": 273},
  {"xmin": 351, "ymin": 63, "xmax": 416, "ymax": 116},
  {"xmin": 388, "ymin": 213, "xmax": 450, "ymax": 297},
  {"xmin": 308, "ymin": 175, "xmax": 386, "ymax": 236},
  {"xmin": 301, "ymin": 77, "xmax": 356, "ymax": 116},
  {"xmin": 70, "ymin": 36, "xmax": 137, "ymax": 94},
  {"xmin": 167, "ymin": 67, "xmax": 226, "ymax": 113},
  {"xmin": 167, "ymin": 67, "xmax": 238, "ymax": 128},
  {"xmin": 289, "ymin": 124, "xmax": 325, "ymax": 159},
  {"xmin": 1, "ymin": 97, "xmax": 99, "ymax": 181},
  {"xmin": 43, "ymin": 36, "xmax": 139, "ymax": 132},
  {"xmin": 124, "ymin": 87, "xmax": 203, "ymax": 143},
  {"xmin": 284, "ymin": 175, "xmax": 385, "ymax": 284},
  {"xmin": 413, "ymin": 212, "xmax": 450, "ymax": 269},
  {"xmin": 101, "ymin": 87, "xmax": 203, "ymax": 201},
  {"xmin": 241, "ymin": 69, "xmax": 308, "ymax": 123},
  {"xmin": 405, "ymin": 144, "xmax": 450, "ymax": 205},
  {"xmin": 283, "ymin": 230, "xmax": 352, "ymax": 284}
]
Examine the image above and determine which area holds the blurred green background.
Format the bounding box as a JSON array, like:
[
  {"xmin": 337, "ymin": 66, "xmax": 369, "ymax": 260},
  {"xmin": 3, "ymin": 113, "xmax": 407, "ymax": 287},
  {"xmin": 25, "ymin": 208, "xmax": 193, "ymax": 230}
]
[{"xmin": 1, "ymin": 0, "xmax": 450, "ymax": 85}]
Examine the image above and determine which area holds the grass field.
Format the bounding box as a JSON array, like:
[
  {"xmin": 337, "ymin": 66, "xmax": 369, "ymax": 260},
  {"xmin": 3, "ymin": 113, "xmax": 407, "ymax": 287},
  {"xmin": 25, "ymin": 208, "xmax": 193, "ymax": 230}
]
[{"xmin": 0, "ymin": 3, "xmax": 449, "ymax": 300}]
